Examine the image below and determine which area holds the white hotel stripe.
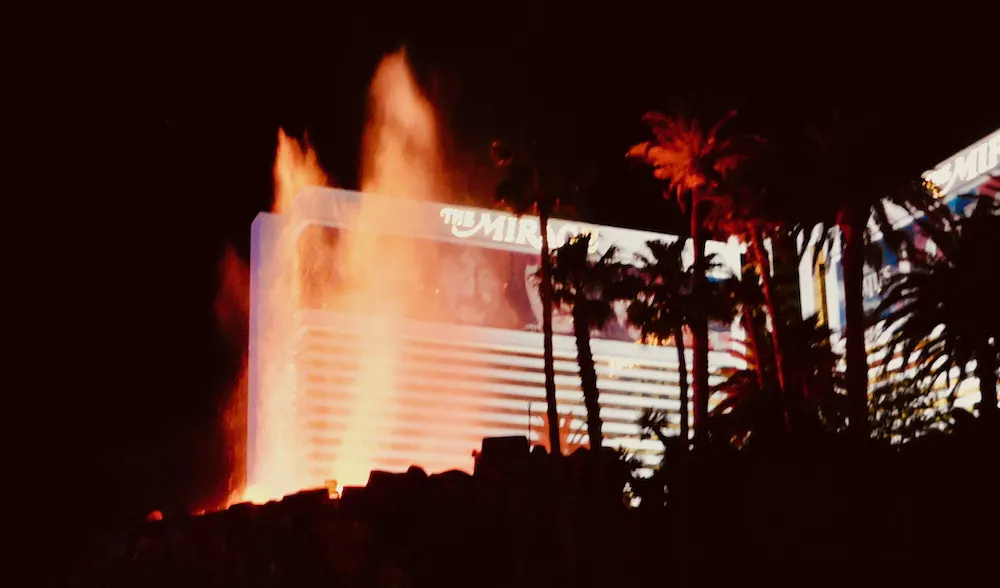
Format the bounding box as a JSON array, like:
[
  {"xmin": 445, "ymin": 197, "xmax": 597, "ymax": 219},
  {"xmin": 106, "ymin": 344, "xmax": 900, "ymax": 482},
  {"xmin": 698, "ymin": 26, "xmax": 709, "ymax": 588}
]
[
  {"xmin": 299, "ymin": 391, "xmax": 650, "ymax": 424},
  {"xmin": 302, "ymin": 430, "xmax": 667, "ymax": 457},
  {"xmin": 300, "ymin": 342, "xmax": 732, "ymax": 383},
  {"xmin": 299, "ymin": 327, "xmax": 739, "ymax": 369},
  {"xmin": 300, "ymin": 396, "xmax": 691, "ymax": 435},
  {"xmin": 301, "ymin": 369, "xmax": 703, "ymax": 403},
  {"xmin": 298, "ymin": 402, "xmax": 662, "ymax": 439},
  {"xmin": 302, "ymin": 361, "xmax": 725, "ymax": 397},
  {"xmin": 296, "ymin": 313, "xmax": 742, "ymax": 370},
  {"xmin": 302, "ymin": 372, "xmax": 688, "ymax": 412},
  {"xmin": 300, "ymin": 347, "xmax": 692, "ymax": 382}
]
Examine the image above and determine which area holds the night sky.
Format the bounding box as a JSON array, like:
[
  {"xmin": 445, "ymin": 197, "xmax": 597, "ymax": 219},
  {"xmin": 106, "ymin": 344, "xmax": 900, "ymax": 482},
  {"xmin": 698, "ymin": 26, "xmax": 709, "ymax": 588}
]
[{"xmin": 38, "ymin": 7, "xmax": 997, "ymax": 557}]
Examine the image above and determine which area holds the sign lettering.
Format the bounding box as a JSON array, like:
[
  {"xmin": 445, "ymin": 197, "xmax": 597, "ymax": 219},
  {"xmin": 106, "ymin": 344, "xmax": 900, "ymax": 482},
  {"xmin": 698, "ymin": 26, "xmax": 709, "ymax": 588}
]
[
  {"xmin": 923, "ymin": 130, "xmax": 1000, "ymax": 195},
  {"xmin": 439, "ymin": 207, "xmax": 600, "ymax": 253}
]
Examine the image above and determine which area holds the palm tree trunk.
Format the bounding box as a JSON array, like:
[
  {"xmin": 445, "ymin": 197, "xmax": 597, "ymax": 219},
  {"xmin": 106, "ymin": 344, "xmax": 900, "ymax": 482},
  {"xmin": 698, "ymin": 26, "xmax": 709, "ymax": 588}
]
[
  {"xmin": 690, "ymin": 197, "xmax": 710, "ymax": 444},
  {"xmin": 974, "ymin": 340, "xmax": 998, "ymax": 421},
  {"xmin": 573, "ymin": 304, "xmax": 603, "ymax": 450},
  {"xmin": 741, "ymin": 310, "xmax": 765, "ymax": 391},
  {"xmin": 749, "ymin": 226, "xmax": 798, "ymax": 432},
  {"xmin": 540, "ymin": 209, "xmax": 577, "ymax": 584},
  {"xmin": 772, "ymin": 231, "xmax": 803, "ymax": 320},
  {"xmin": 539, "ymin": 208, "xmax": 562, "ymax": 455},
  {"xmin": 674, "ymin": 326, "xmax": 690, "ymax": 447},
  {"xmin": 672, "ymin": 325, "xmax": 691, "ymax": 580},
  {"xmin": 840, "ymin": 218, "xmax": 870, "ymax": 438},
  {"xmin": 749, "ymin": 226, "xmax": 788, "ymax": 395}
]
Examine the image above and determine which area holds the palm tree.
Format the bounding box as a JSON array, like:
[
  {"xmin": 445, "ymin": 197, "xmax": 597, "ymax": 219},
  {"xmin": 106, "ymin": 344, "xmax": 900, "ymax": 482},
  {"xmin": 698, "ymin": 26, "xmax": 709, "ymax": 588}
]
[
  {"xmin": 775, "ymin": 114, "xmax": 947, "ymax": 437},
  {"xmin": 491, "ymin": 139, "xmax": 577, "ymax": 456},
  {"xmin": 721, "ymin": 213, "xmax": 796, "ymax": 401},
  {"xmin": 627, "ymin": 243, "xmax": 731, "ymax": 572},
  {"xmin": 711, "ymin": 312, "xmax": 843, "ymax": 447},
  {"xmin": 730, "ymin": 262, "xmax": 772, "ymax": 376},
  {"xmin": 628, "ymin": 111, "xmax": 757, "ymax": 443},
  {"xmin": 722, "ymin": 252, "xmax": 844, "ymax": 432},
  {"xmin": 713, "ymin": 142, "xmax": 823, "ymax": 408},
  {"xmin": 627, "ymin": 239, "xmax": 697, "ymax": 446},
  {"xmin": 709, "ymin": 366, "xmax": 785, "ymax": 449},
  {"xmin": 869, "ymin": 374, "xmax": 957, "ymax": 443},
  {"xmin": 628, "ymin": 240, "xmax": 737, "ymax": 443},
  {"xmin": 783, "ymin": 315, "xmax": 845, "ymax": 430},
  {"xmin": 712, "ymin": 267, "xmax": 780, "ymax": 445},
  {"xmin": 874, "ymin": 196, "xmax": 1000, "ymax": 422},
  {"xmin": 545, "ymin": 234, "xmax": 629, "ymax": 450}
]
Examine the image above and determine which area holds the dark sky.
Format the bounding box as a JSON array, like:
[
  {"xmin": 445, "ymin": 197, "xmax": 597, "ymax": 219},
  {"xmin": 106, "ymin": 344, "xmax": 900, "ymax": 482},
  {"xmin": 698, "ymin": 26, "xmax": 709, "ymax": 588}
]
[{"xmin": 38, "ymin": 7, "xmax": 997, "ymax": 555}]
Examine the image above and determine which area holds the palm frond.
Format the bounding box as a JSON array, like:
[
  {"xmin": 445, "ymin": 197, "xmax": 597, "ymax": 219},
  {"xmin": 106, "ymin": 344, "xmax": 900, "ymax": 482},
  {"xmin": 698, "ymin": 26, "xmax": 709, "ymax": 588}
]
[{"xmin": 872, "ymin": 199, "xmax": 1000, "ymax": 416}]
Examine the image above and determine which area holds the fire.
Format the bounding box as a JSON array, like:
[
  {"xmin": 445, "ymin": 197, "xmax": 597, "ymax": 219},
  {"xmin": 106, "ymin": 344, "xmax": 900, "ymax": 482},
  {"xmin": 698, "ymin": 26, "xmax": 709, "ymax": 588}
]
[
  {"xmin": 234, "ymin": 131, "xmax": 331, "ymax": 506},
  {"xmin": 327, "ymin": 50, "xmax": 447, "ymax": 485},
  {"xmin": 360, "ymin": 49, "xmax": 443, "ymax": 200},
  {"xmin": 214, "ymin": 247, "xmax": 249, "ymax": 506},
  {"xmin": 219, "ymin": 49, "xmax": 469, "ymax": 506},
  {"xmin": 274, "ymin": 130, "xmax": 329, "ymax": 214}
]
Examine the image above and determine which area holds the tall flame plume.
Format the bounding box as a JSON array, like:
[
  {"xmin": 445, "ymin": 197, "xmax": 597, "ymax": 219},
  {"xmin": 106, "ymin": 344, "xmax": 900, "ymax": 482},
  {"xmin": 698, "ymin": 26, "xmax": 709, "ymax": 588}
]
[{"xmin": 218, "ymin": 49, "xmax": 464, "ymax": 506}]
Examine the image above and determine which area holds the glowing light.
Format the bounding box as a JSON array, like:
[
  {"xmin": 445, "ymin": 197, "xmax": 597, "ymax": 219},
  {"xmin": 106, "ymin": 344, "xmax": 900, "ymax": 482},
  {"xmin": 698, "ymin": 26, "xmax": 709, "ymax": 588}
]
[
  {"xmin": 239, "ymin": 130, "xmax": 330, "ymax": 505},
  {"xmin": 216, "ymin": 50, "xmax": 751, "ymax": 508},
  {"xmin": 222, "ymin": 50, "xmax": 480, "ymax": 506}
]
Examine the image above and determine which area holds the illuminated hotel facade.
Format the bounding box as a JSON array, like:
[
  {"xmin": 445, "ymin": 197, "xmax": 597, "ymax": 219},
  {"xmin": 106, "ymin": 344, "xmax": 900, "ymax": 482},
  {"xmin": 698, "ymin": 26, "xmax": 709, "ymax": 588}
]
[
  {"xmin": 797, "ymin": 129, "xmax": 1000, "ymax": 408},
  {"xmin": 249, "ymin": 187, "xmax": 745, "ymax": 483},
  {"xmin": 247, "ymin": 130, "xmax": 997, "ymax": 487}
]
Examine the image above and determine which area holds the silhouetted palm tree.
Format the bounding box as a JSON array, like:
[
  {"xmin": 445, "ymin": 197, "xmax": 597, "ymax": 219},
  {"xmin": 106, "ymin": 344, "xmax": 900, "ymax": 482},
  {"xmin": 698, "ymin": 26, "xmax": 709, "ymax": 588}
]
[
  {"xmin": 546, "ymin": 234, "xmax": 630, "ymax": 449},
  {"xmin": 713, "ymin": 308, "xmax": 847, "ymax": 446},
  {"xmin": 491, "ymin": 139, "xmax": 579, "ymax": 455},
  {"xmin": 729, "ymin": 257, "xmax": 846, "ymax": 433},
  {"xmin": 783, "ymin": 315, "xmax": 845, "ymax": 430},
  {"xmin": 723, "ymin": 264, "xmax": 772, "ymax": 398},
  {"xmin": 869, "ymin": 373, "xmax": 956, "ymax": 443},
  {"xmin": 628, "ymin": 240, "xmax": 737, "ymax": 447},
  {"xmin": 711, "ymin": 183, "xmax": 798, "ymax": 401},
  {"xmin": 627, "ymin": 240, "xmax": 697, "ymax": 446},
  {"xmin": 775, "ymin": 113, "xmax": 947, "ymax": 437},
  {"xmin": 628, "ymin": 111, "xmax": 758, "ymax": 443},
  {"xmin": 874, "ymin": 196, "xmax": 1000, "ymax": 422},
  {"xmin": 710, "ymin": 264, "xmax": 785, "ymax": 446}
]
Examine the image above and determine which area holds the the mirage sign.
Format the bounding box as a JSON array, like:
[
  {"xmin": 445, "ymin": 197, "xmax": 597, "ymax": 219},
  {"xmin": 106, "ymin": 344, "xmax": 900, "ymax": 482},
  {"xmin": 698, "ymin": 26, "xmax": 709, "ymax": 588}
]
[
  {"xmin": 438, "ymin": 207, "xmax": 601, "ymax": 253},
  {"xmin": 922, "ymin": 130, "xmax": 1000, "ymax": 195}
]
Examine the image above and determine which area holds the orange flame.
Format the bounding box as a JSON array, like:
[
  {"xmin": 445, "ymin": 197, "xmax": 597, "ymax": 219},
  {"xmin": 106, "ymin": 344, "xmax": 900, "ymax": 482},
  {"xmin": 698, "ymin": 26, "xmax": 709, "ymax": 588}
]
[
  {"xmin": 241, "ymin": 131, "xmax": 332, "ymax": 505},
  {"xmin": 274, "ymin": 130, "xmax": 329, "ymax": 214},
  {"xmin": 215, "ymin": 247, "xmax": 249, "ymax": 506},
  {"xmin": 324, "ymin": 49, "xmax": 453, "ymax": 487},
  {"xmin": 220, "ymin": 49, "xmax": 477, "ymax": 507},
  {"xmin": 360, "ymin": 49, "xmax": 443, "ymax": 199}
]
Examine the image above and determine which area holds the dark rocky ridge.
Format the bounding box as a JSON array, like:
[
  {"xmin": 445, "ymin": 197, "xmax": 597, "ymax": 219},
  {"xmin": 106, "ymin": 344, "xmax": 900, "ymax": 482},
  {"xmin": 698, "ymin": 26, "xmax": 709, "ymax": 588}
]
[{"xmin": 71, "ymin": 430, "xmax": 1000, "ymax": 588}]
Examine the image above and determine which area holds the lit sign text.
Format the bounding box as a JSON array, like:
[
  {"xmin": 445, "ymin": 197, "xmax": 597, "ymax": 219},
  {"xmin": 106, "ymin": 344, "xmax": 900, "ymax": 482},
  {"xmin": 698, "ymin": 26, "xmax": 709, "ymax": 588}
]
[
  {"xmin": 439, "ymin": 208, "xmax": 600, "ymax": 253},
  {"xmin": 923, "ymin": 130, "xmax": 1000, "ymax": 194}
]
